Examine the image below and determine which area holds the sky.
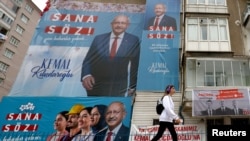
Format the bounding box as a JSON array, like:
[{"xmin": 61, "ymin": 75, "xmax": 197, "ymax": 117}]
[{"xmin": 32, "ymin": 0, "xmax": 47, "ymax": 11}]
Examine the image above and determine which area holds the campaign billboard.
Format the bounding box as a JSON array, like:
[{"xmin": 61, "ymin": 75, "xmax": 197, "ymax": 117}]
[
  {"xmin": 192, "ymin": 88, "xmax": 250, "ymax": 117},
  {"xmin": 8, "ymin": 1, "xmax": 145, "ymax": 97},
  {"xmin": 0, "ymin": 96, "xmax": 132, "ymax": 140},
  {"xmin": 8, "ymin": 0, "xmax": 180, "ymax": 97},
  {"xmin": 1, "ymin": 0, "xmax": 181, "ymax": 140},
  {"xmin": 137, "ymin": 0, "xmax": 180, "ymax": 91}
]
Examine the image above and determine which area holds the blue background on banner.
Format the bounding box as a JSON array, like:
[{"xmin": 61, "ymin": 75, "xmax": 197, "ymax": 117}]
[
  {"xmin": 137, "ymin": 0, "xmax": 180, "ymax": 91},
  {"xmin": 143, "ymin": 0, "xmax": 181, "ymax": 31},
  {"xmin": 0, "ymin": 96, "xmax": 132, "ymax": 139},
  {"xmin": 31, "ymin": 9, "xmax": 144, "ymax": 47}
]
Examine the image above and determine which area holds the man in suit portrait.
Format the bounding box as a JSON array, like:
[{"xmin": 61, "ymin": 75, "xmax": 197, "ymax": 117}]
[
  {"xmin": 94, "ymin": 101, "xmax": 130, "ymax": 141},
  {"xmin": 215, "ymin": 100, "xmax": 231, "ymax": 115},
  {"xmin": 200, "ymin": 99, "xmax": 215, "ymax": 116},
  {"xmin": 146, "ymin": 3, "xmax": 177, "ymax": 31},
  {"xmin": 230, "ymin": 100, "xmax": 244, "ymax": 115},
  {"xmin": 81, "ymin": 14, "xmax": 141, "ymax": 97}
]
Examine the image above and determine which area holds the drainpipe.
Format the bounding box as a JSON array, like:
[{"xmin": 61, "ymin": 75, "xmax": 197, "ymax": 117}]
[{"xmin": 179, "ymin": 0, "xmax": 186, "ymax": 124}]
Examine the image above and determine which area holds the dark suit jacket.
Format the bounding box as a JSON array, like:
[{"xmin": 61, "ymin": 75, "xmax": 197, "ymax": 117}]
[
  {"xmin": 146, "ymin": 15, "xmax": 177, "ymax": 30},
  {"xmin": 229, "ymin": 108, "xmax": 244, "ymax": 115},
  {"xmin": 200, "ymin": 109, "xmax": 216, "ymax": 116},
  {"xmin": 93, "ymin": 124, "xmax": 130, "ymax": 141},
  {"xmin": 81, "ymin": 32, "xmax": 140, "ymax": 96},
  {"xmin": 215, "ymin": 107, "xmax": 231, "ymax": 115}
]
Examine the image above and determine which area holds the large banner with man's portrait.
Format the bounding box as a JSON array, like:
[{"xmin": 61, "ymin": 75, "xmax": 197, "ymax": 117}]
[
  {"xmin": 137, "ymin": 0, "xmax": 180, "ymax": 91},
  {"xmin": 8, "ymin": 0, "xmax": 180, "ymax": 97},
  {"xmin": 192, "ymin": 88, "xmax": 250, "ymax": 117},
  {"xmin": 8, "ymin": 1, "xmax": 145, "ymax": 97},
  {"xmin": 1, "ymin": 0, "xmax": 180, "ymax": 140}
]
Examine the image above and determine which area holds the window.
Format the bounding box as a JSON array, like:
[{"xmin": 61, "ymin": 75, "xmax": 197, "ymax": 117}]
[
  {"xmin": 25, "ymin": 4, "xmax": 33, "ymax": 13},
  {"xmin": 0, "ymin": 61, "xmax": 9, "ymax": 72},
  {"xmin": 9, "ymin": 36, "xmax": 20, "ymax": 47},
  {"xmin": 199, "ymin": 0, "xmax": 205, "ymax": 4},
  {"xmin": 4, "ymin": 49, "xmax": 14, "ymax": 59},
  {"xmin": 21, "ymin": 14, "xmax": 29, "ymax": 24},
  {"xmin": 216, "ymin": 0, "xmax": 226, "ymax": 5},
  {"xmin": 187, "ymin": 0, "xmax": 226, "ymax": 5},
  {"xmin": 187, "ymin": 19, "xmax": 198, "ymax": 40},
  {"xmin": 219, "ymin": 19, "xmax": 227, "ymax": 40},
  {"xmin": 187, "ymin": 18, "xmax": 228, "ymax": 41},
  {"xmin": 16, "ymin": 25, "xmax": 24, "ymax": 34},
  {"xmin": 186, "ymin": 59, "xmax": 250, "ymax": 87},
  {"xmin": 208, "ymin": 0, "xmax": 216, "ymax": 5},
  {"xmin": 1, "ymin": 13, "xmax": 13, "ymax": 25}
]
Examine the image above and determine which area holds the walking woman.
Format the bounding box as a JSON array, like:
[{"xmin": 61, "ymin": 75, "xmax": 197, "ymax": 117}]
[{"xmin": 151, "ymin": 85, "xmax": 181, "ymax": 141}]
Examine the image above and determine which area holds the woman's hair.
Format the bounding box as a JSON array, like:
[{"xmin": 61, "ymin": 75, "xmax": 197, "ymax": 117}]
[
  {"xmin": 58, "ymin": 110, "xmax": 69, "ymax": 121},
  {"xmin": 92, "ymin": 104, "xmax": 107, "ymax": 133},
  {"xmin": 58, "ymin": 110, "xmax": 69, "ymax": 131},
  {"xmin": 81, "ymin": 107, "xmax": 93, "ymax": 115},
  {"xmin": 165, "ymin": 84, "xmax": 174, "ymax": 94}
]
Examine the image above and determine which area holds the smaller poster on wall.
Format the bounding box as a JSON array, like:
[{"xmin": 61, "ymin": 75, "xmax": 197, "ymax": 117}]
[{"xmin": 192, "ymin": 88, "xmax": 250, "ymax": 117}]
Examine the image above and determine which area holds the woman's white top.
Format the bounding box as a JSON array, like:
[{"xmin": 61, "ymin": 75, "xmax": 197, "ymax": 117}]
[{"xmin": 159, "ymin": 95, "xmax": 179, "ymax": 122}]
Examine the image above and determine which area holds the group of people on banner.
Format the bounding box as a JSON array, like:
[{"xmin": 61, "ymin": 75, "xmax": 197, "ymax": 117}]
[
  {"xmin": 46, "ymin": 84, "xmax": 183, "ymax": 141},
  {"xmin": 50, "ymin": 1, "xmax": 179, "ymax": 141},
  {"xmin": 200, "ymin": 99, "xmax": 244, "ymax": 116},
  {"xmin": 3, "ymin": 0, "xmax": 181, "ymax": 140},
  {"xmin": 47, "ymin": 101, "xmax": 130, "ymax": 141}
]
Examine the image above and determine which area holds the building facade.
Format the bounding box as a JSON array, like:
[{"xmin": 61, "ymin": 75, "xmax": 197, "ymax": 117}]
[
  {"xmin": 132, "ymin": 0, "xmax": 250, "ymax": 129},
  {"xmin": 0, "ymin": 0, "xmax": 41, "ymax": 97},
  {"xmin": 182, "ymin": 0, "xmax": 250, "ymax": 126},
  {"xmin": 0, "ymin": 0, "xmax": 249, "ymax": 138}
]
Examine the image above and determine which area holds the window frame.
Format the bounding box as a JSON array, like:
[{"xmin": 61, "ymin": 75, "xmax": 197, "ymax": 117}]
[
  {"xmin": 187, "ymin": 0, "xmax": 226, "ymax": 6},
  {"xmin": 21, "ymin": 14, "xmax": 29, "ymax": 24},
  {"xmin": 9, "ymin": 36, "xmax": 20, "ymax": 47},
  {"xmin": 0, "ymin": 61, "xmax": 9, "ymax": 72},
  {"xmin": 4, "ymin": 48, "xmax": 15, "ymax": 59},
  {"xmin": 16, "ymin": 24, "xmax": 25, "ymax": 35},
  {"xmin": 25, "ymin": 4, "xmax": 33, "ymax": 13},
  {"xmin": 187, "ymin": 17, "xmax": 228, "ymax": 42},
  {"xmin": 186, "ymin": 58, "xmax": 250, "ymax": 87}
]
